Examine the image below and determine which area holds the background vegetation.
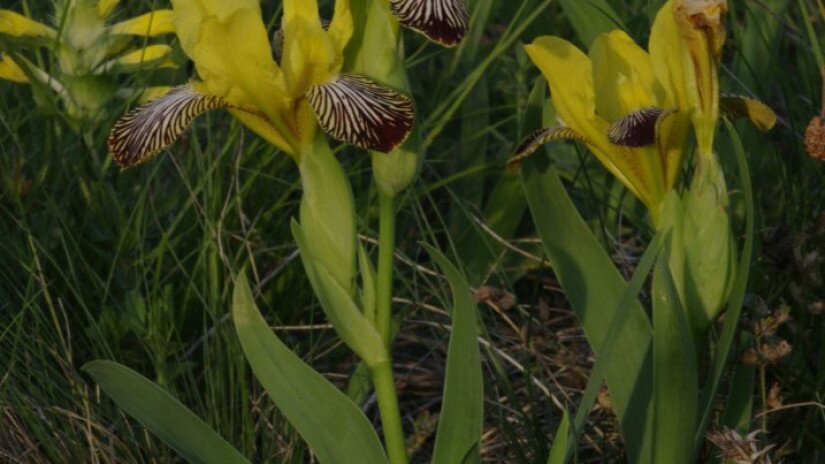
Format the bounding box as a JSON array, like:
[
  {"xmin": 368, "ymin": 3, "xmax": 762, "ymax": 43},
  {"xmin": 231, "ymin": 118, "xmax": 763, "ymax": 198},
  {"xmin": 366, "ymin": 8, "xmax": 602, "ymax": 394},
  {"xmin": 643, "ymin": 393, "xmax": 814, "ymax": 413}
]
[{"xmin": 1, "ymin": 0, "xmax": 823, "ymax": 462}]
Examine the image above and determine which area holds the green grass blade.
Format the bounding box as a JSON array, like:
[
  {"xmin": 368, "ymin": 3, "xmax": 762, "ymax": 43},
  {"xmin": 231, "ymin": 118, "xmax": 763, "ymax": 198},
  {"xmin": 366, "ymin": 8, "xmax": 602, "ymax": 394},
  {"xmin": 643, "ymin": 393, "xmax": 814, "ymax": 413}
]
[
  {"xmin": 557, "ymin": 0, "xmax": 625, "ymax": 46},
  {"xmin": 232, "ymin": 273, "xmax": 389, "ymax": 464},
  {"xmin": 427, "ymin": 246, "xmax": 484, "ymax": 464},
  {"xmin": 721, "ymin": 364, "xmax": 756, "ymax": 433},
  {"xmin": 521, "ymin": 162, "xmax": 653, "ymax": 463},
  {"xmin": 652, "ymin": 252, "xmax": 699, "ymax": 464},
  {"xmin": 694, "ymin": 120, "xmax": 756, "ymax": 447},
  {"xmin": 82, "ymin": 360, "xmax": 250, "ymax": 464},
  {"xmin": 546, "ymin": 411, "xmax": 571, "ymax": 464}
]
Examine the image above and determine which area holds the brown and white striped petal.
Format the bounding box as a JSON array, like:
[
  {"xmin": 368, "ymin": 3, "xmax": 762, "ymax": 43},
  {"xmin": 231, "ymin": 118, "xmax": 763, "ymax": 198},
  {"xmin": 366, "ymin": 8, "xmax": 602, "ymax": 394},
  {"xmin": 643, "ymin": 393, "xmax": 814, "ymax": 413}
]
[
  {"xmin": 508, "ymin": 126, "xmax": 589, "ymax": 168},
  {"xmin": 107, "ymin": 84, "xmax": 228, "ymax": 169},
  {"xmin": 390, "ymin": 0, "xmax": 469, "ymax": 47},
  {"xmin": 608, "ymin": 107, "xmax": 677, "ymax": 147},
  {"xmin": 720, "ymin": 94, "xmax": 776, "ymax": 132},
  {"xmin": 307, "ymin": 74, "xmax": 415, "ymax": 153}
]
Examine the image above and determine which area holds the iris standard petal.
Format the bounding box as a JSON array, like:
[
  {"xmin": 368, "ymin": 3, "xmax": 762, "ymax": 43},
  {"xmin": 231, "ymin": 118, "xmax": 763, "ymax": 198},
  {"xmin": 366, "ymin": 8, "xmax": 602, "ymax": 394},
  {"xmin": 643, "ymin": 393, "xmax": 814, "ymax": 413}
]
[
  {"xmin": 328, "ymin": 0, "xmax": 354, "ymax": 54},
  {"xmin": 283, "ymin": 0, "xmax": 322, "ymax": 27},
  {"xmin": 650, "ymin": 2, "xmax": 692, "ymax": 187},
  {"xmin": 109, "ymin": 10, "xmax": 175, "ymax": 37},
  {"xmin": 282, "ymin": 10, "xmax": 340, "ymax": 98},
  {"xmin": 590, "ymin": 31, "xmax": 669, "ymax": 202},
  {"xmin": 590, "ymin": 30, "xmax": 663, "ymax": 123},
  {"xmin": 171, "ymin": 0, "xmax": 288, "ymax": 122},
  {"xmin": 523, "ymin": 37, "xmax": 601, "ymax": 144}
]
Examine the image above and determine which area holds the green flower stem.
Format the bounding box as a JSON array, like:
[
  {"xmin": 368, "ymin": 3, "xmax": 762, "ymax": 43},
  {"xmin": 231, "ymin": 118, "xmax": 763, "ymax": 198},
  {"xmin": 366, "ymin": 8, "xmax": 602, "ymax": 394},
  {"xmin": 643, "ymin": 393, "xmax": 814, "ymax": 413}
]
[
  {"xmin": 372, "ymin": 192, "xmax": 407, "ymax": 464},
  {"xmin": 371, "ymin": 360, "xmax": 408, "ymax": 464},
  {"xmin": 375, "ymin": 192, "xmax": 396, "ymax": 345}
]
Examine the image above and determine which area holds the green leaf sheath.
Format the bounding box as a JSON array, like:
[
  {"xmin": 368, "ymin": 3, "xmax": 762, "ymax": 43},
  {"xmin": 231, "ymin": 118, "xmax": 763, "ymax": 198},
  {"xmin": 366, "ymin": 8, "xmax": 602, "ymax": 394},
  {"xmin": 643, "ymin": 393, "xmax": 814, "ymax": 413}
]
[
  {"xmin": 652, "ymin": 253, "xmax": 699, "ymax": 464},
  {"xmin": 522, "ymin": 162, "xmax": 653, "ymax": 463},
  {"xmin": 232, "ymin": 273, "xmax": 389, "ymax": 464}
]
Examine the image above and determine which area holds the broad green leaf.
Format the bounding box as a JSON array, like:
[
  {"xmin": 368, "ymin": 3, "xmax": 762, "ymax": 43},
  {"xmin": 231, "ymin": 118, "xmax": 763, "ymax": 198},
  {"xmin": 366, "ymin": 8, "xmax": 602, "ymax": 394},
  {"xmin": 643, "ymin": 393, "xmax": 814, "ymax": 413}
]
[
  {"xmin": 232, "ymin": 273, "xmax": 389, "ymax": 464},
  {"xmin": 557, "ymin": 0, "xmax": 624, "ymax": 46},
  {"xmin": 695, "ymin": 120, "xmax": 756, "ymax": 447},
  {"xmin": 521, "ymin": 162, "xmax": 653, "ymax": 463},
  {"xmin": 292, "ymin": 221, "xmax": 387, "ymax": 367},
  {"xmin": 427, "ymin": 247, "xmax": 484, "ymax": 464},
  {"xmin": 546, "ymin": 411, "xmax": 571, "ymax": 464},
  {"xmin": 652, "ymin": 252, "xmax": 699, "ymax": 464},
  {"xmin": 82, "ymin": 360, "xmax": 250, "ymax": 464},
  {"xmin": 564, "ymin": 230, "xmax": 667, "ymax": 463}
]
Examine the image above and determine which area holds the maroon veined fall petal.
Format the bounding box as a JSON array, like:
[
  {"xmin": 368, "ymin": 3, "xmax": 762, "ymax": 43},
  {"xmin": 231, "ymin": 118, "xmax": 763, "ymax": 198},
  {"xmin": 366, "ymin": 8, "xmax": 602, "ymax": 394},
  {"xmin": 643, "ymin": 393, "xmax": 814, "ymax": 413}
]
[
  {"xmin": 107, "ymin": 84, "xmax": 228, "ymax": 168},
  {"xmin": 307, "ymin": 74, "xmax": 415, "ymax": 153},
  {"xmin": 390, "ymin": 0, "xmax": 469, "ymax": 47},
  {"xmin": 608, "ymin": 107, "xmax": 677, "ymax": 148}
]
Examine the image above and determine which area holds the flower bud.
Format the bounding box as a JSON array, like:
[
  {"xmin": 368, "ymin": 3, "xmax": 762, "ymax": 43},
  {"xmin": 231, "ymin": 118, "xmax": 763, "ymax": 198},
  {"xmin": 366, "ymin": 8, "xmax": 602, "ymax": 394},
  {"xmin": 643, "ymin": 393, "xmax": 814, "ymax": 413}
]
[{"xmin": 348, "ymin": 0, "xmax": 420, "ymax": 197}]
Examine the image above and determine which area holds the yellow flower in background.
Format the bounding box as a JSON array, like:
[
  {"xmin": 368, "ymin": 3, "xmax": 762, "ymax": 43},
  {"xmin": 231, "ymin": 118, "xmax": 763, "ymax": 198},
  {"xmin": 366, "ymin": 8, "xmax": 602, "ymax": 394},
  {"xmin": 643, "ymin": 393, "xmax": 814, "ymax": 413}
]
[
  {"xmin": 515, "ymin": 24, "xmax": 690, "ymax": 220},
  {"xmin": 512, "ymin": 0, "xmax": 775, "ymax": 223},
  {"xmin": 108, "ymin": 0, "xmax": 419, "ymax": 168},
  {"xmin": 0, "ymin": 0, "xmax": 176, "ymax": 126}
]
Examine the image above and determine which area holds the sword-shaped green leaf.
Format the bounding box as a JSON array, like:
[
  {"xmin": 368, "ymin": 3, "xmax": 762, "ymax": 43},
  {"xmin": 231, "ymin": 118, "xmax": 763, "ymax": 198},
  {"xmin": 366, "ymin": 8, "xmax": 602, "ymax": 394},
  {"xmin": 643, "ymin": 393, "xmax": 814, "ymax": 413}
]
[
  {"xmin": 427, "ymin": 247, "xmax": 484, "ymax": 464},
  {"xmin": 232, "ymin": 273, "xmax": 389, "ymax": 464},
  {"xmin": 83, "ymin": 360, "xmax": 250, "ymax": 464}
]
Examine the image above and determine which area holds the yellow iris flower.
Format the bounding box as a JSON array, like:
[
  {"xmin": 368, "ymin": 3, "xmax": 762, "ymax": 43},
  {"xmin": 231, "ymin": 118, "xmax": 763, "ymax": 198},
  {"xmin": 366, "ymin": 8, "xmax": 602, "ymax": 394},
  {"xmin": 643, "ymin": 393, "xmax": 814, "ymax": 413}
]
[
  {"xmin": 0, "ymin": 0, "xmax": 176, "ymax": 124},
  {"xmin": 513, "ymin": 0, "xmax": 775, "ymax": 223},
  {"xmin": 107, "ymin": 0, "xmax": 430, "ymax": 168}
]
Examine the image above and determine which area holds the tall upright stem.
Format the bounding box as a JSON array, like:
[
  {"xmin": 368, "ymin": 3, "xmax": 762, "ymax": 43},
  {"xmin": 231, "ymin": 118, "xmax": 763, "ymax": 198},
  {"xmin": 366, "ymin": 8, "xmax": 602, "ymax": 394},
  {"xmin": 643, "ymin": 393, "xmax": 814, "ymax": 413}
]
[
  {"xmin": 371, "ymin": 192, "xmax": 408, "ymax": 464},
  {"xmin": 372, "ymin": 360, "xmax": 408, "ymax": 464},
  {"xmin": 375, "ymin": 193, "xmax": 396, "ymax": 345}
]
